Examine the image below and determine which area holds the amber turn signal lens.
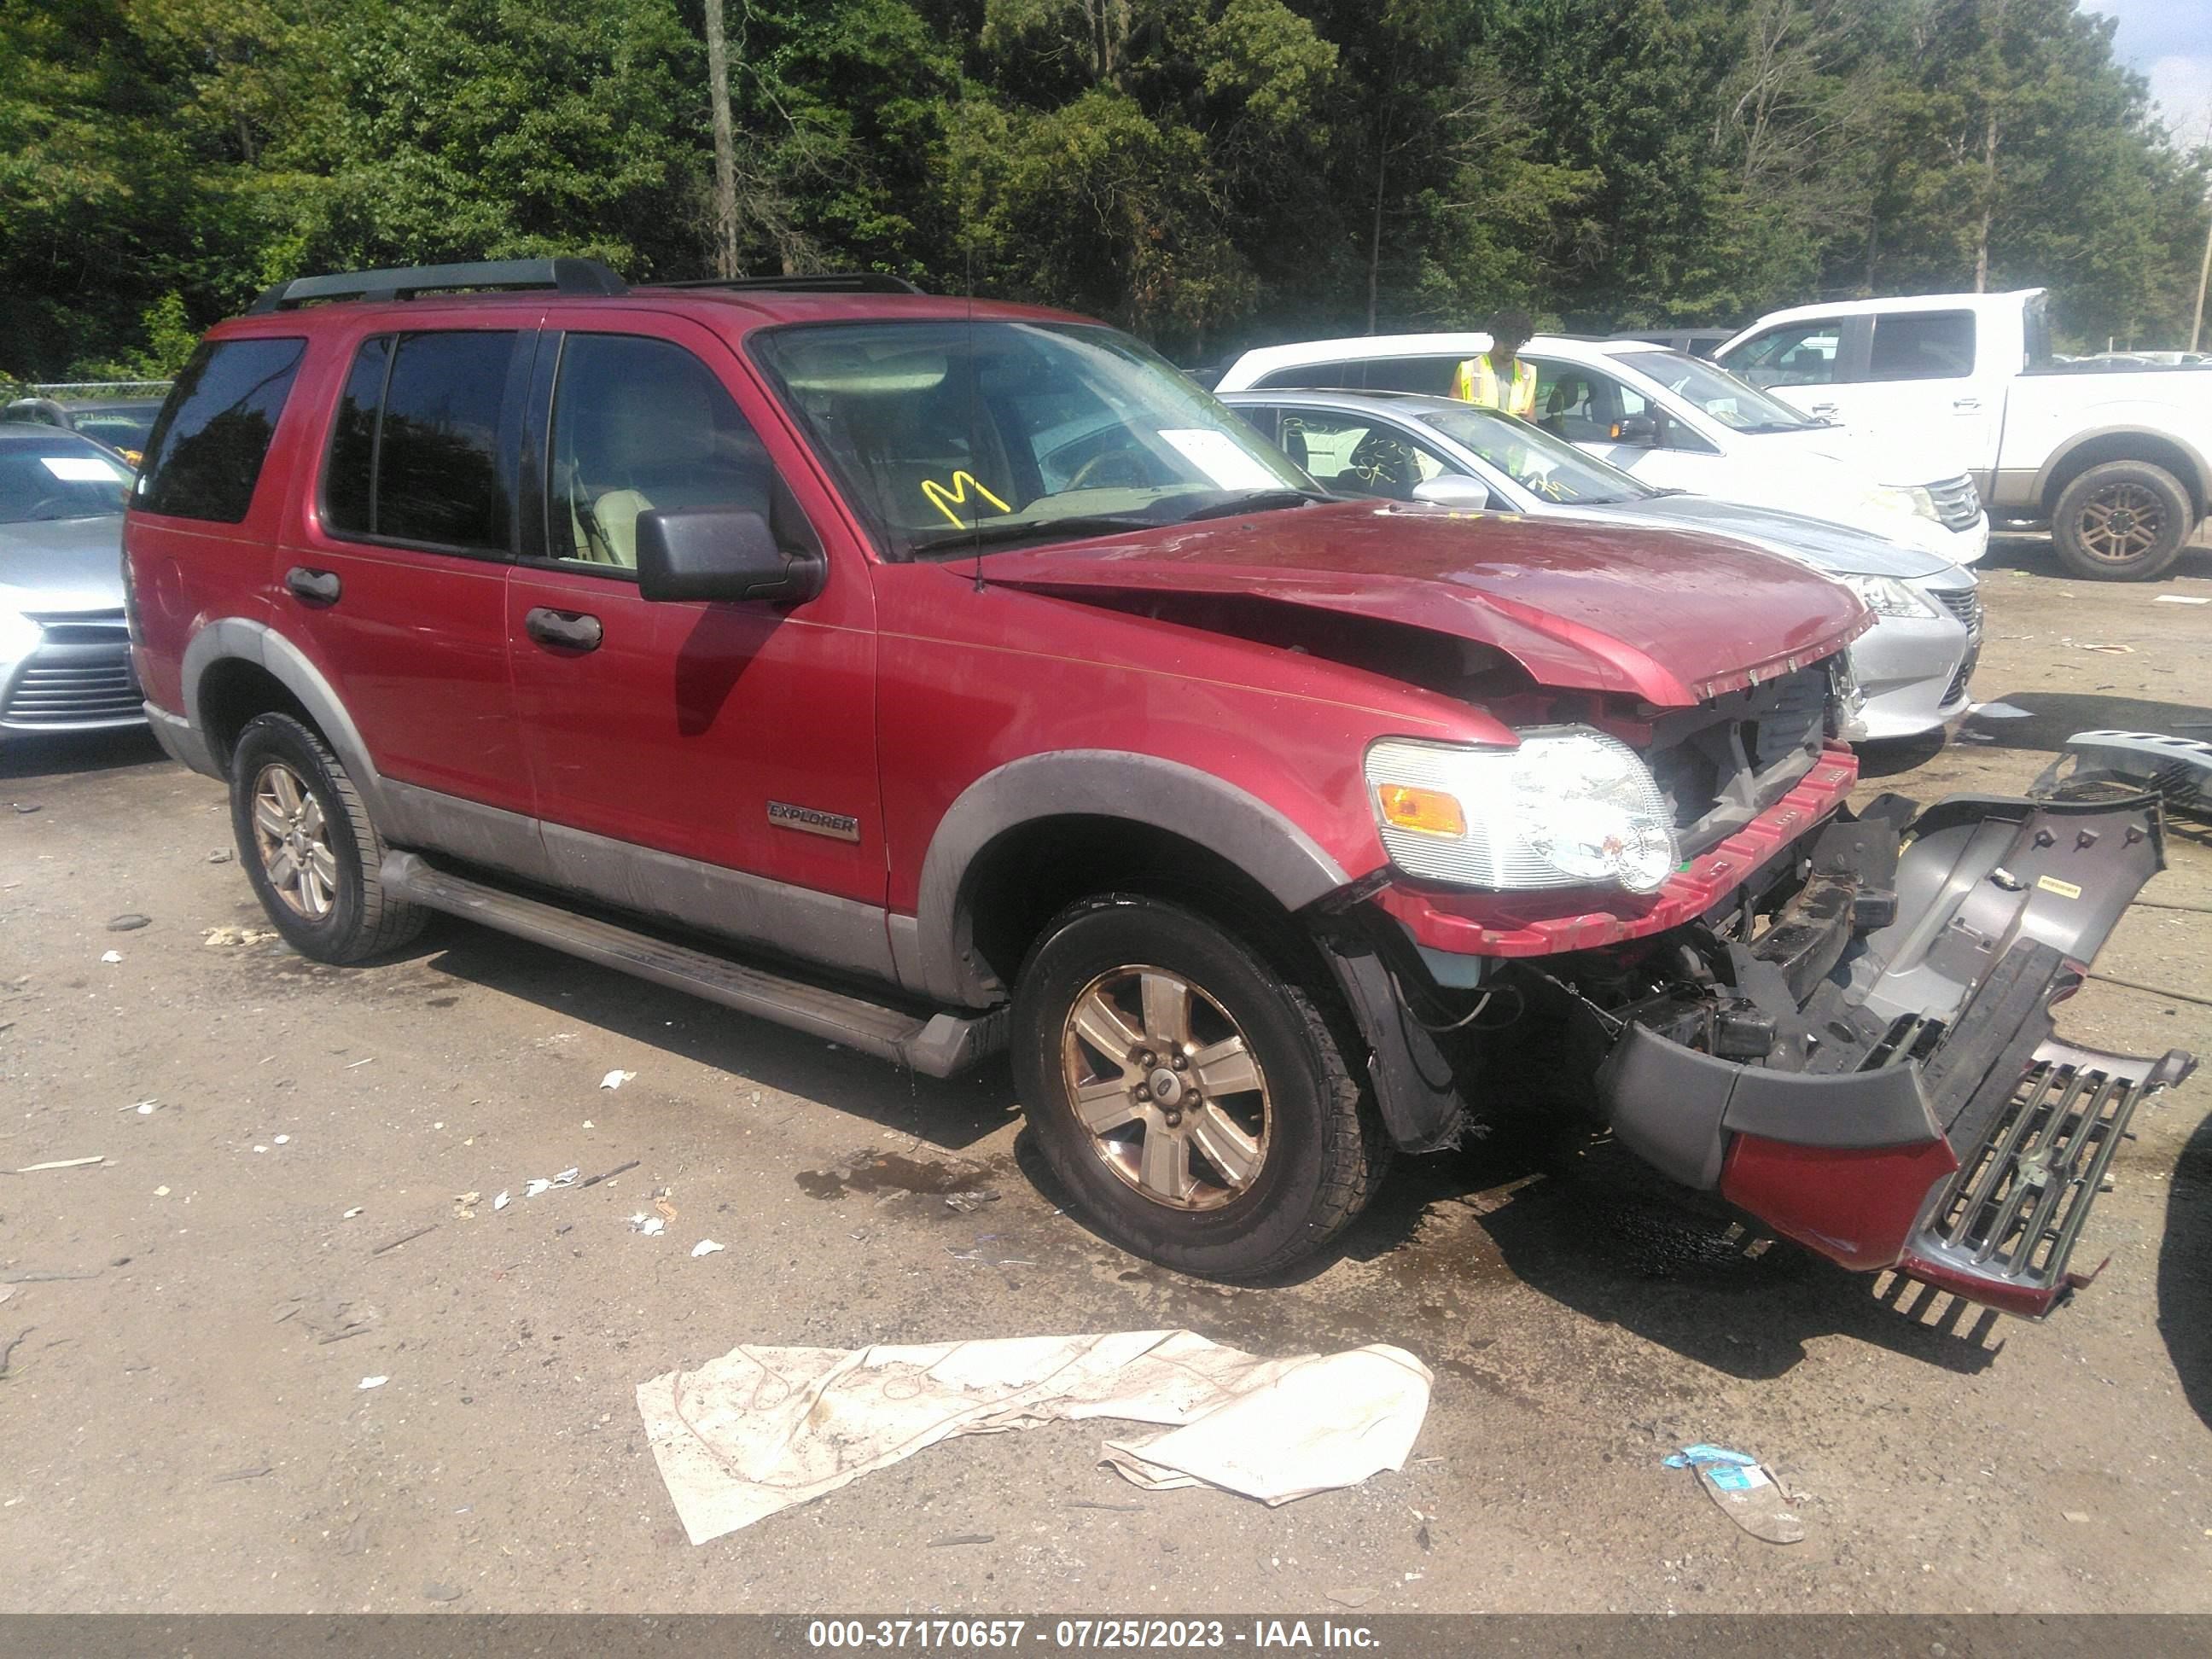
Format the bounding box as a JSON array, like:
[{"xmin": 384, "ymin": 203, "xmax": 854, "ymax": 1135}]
[{"xmin": 1375, "ymin": 783, "xmax": 1466, "ymax": 838}]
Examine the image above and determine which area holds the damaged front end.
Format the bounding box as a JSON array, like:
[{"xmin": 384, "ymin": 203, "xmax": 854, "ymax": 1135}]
[{"xmin": 1527, "ymin": 789, "xmax": 2195, "ymax": 1316}]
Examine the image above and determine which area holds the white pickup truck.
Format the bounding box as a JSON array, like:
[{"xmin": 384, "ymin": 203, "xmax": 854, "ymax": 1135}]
[{"xmin": 1717, "ymin": 290, "xmax": 2212, "ymax": 580}]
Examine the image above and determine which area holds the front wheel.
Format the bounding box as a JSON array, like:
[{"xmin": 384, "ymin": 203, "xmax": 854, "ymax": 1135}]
[
  {"xmin": 2051, "ymin": 460, "xmax": 2192, "ymax": 580},
  {"xmin": 1012, "ymin": 894, "xmax": 1388, "ymax": 1281}
]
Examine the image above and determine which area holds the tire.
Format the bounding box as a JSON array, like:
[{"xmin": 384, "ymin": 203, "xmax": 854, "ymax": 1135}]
[
  {"xmin": 2051, "ymin": 460, "xmax": 2192, "ymax": 581},
  {"xmin": 1012, "ymin": 894, "xmax": 1389, "ymax": 1281},
  {"xmin": 228, "ymin": 712, "xmax": 424, "ymax": 963}
]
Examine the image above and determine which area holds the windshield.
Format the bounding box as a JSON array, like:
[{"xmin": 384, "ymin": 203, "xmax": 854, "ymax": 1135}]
[
  {"xmin": 1613, "ymin": 350, "xmax": 1819, "ymax": 434},
  {"xmin": 751, "ymin": 320, "xmax": 1313, "ymax": 555},
  {"xmin": 0, "ymin": 433, "xmax": 134, "ymax": 523},
  {"xmin": 1414, "ymin": 405, "xmax": 1658, "ymax": 505}
]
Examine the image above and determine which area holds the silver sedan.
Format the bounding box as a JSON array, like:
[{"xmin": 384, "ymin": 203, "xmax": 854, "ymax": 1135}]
[
  {"xmin": 0, "ymin": 422, "xmax": 144, "ymax": 741},
  {"xmin": 1220, "ymin": 390, "xmax": 1979, "ymax": 742}
]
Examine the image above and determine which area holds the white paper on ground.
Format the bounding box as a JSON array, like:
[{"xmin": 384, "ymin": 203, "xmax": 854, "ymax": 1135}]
[{"xmin": 637, "ymin": 1330, "xmax": 1432, "ymax": 1545}]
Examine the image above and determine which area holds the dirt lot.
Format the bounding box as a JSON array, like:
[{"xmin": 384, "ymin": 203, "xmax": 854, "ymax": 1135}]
[{"xmin": 2, "ymin": 536, "xmax": 2209, "ymax": 1615}]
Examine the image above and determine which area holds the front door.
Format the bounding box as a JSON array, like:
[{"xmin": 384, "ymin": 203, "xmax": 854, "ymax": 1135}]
[
  {"xmin": 1523, "ymin": 356, "xmax": 1721, "ymax": 492},
  {"xmin": 504, "ymin": 318, "xmax": 888, "ymax": 975},
  {"xmin": 279, "ymin": 319, "xmax": 539, "ymax": 853}
]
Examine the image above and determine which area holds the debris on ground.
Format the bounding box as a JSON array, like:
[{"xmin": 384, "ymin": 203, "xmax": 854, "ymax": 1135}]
[
  {"xmin": 945, "ymin": 1190, "xmax": 1001, "ymax": 1214},
  {"xmin": 358, "ymin": 1376, "xmax": 388, "ymax": 1390},
  {"xmin": 492, "ymin": 1190, "xmax": 509, "ymax": 1211},
  {"xmin": 2156, "ymin": 595, "xmax": 2209, "ymax": 605},
  {"xmin": 12, "ymin": 802, "xmax": 40, "ymax": 813},
  {"xmin": 202, "ymin": 926, "xmax": 278, "ymax": 948},
  {"xmin": 637, "ymin": 1330, "xmax": 1433, "ymax": 1545},
  {"xmin": 653, "ymin": 1190, "xmax": 678, "ymax": 1222},
  {"xmin": 631, "ymin": 1214, "xmax": 667, "ymax": 1237},
  {"xmin": 691, "ymin": 1240, "xmax": 725, "ymax": 1258},
  {"xmin": 370, "ymin": 1224, "xmax": 437, "ymax": 1256},
  {"xmin": 208, "ymin": 850, "xmax": 232, "ymax": 863},
  {"xmin": 99, "ymin": 951, "xmax": 123, "ymax": 964},
  {"xmin": 342, "ymin": 1207, "xmax": 363, "ymax": 1220},
  {"xmin": 579, "ymin": 1160, "xmax": 638, "ymax": 1189},
  {"xmin": 521, "ymin": 1168, "xmax": 579, "ymax": 1198},
  {"xmin": 452, "ymin": 1191, "xmax": 480, "ymax": 1217},
  {"xmin": 1664, "ymin": 1444, "xmax": 1805, "ymax": 1545},
  {"xmin": 1971, "ymin": 701, "xmax": 2034, "ymax": 719},
  {"xmin": 422, "ymin": 1582, "xmax": 463, "ymax": 1603},
  {"xmin": 12, "ymin": 1155, "xmax": 104, "ymax": 1173},
  {"xmin": 928, "ymin": 1533, "xmax": 994, "ymax": 1548},
  {"xmin": 106, "ymin": 915, "xmax": 150, "ymax": 932},
  {"xmin": 600, "ymin": 1069, "xmax": 636, "ymax": 1091}
]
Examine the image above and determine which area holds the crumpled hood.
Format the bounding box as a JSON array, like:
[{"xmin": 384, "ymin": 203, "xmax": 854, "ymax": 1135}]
[
  {"xmin": 0, "ymin": 513, "xmax": 126, "ymax": 613},
  {"xmin": 985, "ymin": 500, "xmax": 1869, "ymax": 707}
]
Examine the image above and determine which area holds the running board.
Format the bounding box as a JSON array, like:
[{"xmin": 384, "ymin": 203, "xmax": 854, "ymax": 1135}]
[{"xmin": 381, "ymin": 852, "xmax": 1004, "ymax": 1077}]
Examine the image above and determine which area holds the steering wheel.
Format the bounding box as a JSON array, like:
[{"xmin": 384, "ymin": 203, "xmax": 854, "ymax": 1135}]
[{"xmin": 1067, "ymin": 446, "xmax": 1150, "ymax": 491}]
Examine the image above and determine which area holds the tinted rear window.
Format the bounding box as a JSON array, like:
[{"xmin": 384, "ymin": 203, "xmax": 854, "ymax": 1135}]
[
  {"xmin": 132, "ymin": 337, "xmax": 306, "ymax": 521},
  {"xmin": 320, "ymin": 331, "xmax": 521, "ymax": 552},
  {"xmin": 1254, "ymin": 356, "xmax": 1458, "ymax": 394}
]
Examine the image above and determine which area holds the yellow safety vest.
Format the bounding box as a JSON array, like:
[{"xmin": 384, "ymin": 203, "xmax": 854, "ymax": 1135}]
[{"xmin": 1452, "ymin": 353, "xmax": 1537, "ymax": 416}]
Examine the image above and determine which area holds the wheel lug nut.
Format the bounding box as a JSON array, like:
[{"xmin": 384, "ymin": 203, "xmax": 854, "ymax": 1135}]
[
  {"xmin": 1172, "ymin": 1055, "xmax": 1187, "ymax": 1070},
  {"xmin": 1140, "ymin": 1051, "xmax": 1156, "ymax": 1068}
]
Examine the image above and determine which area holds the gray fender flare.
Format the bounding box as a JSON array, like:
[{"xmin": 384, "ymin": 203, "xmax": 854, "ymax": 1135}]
[
  {"xmin": 904, "ymin": 750, "xmax": 1353, "ymax": 1007},
  {"xmin": 182, "ymin": 617, "xmax": 385, "ymax": 813}
]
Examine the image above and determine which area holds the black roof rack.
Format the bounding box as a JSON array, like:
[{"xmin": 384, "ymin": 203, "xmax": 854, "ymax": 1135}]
[
  {"xmin": 247, "ymin": 257, "xmax": 629, "ymax": 313},
  {"xmin": 647, "ymin": 273, "xmax": 926, "ymax": 296}
]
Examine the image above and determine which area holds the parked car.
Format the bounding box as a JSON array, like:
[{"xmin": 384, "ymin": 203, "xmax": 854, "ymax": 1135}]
[
  {"xmin": 126, "ymin": 258, "xmax": 2192, "ymax": 1313},
  {"xmin": 1220, "ymin": 389, "xmax": 1980, "ymax": 741},
  {"xmin": 0, "ymin": 422, "xmax": 145, "ymax": 740},
  {"xmin": 1214, "ymin": 334, "xmax": 1989, "ymax": 567},
  {"xmin": 1715, "ymin": 290, "xmax": 2212, "ymax": 579},
  {"xmin": 1610, "ymin": 329, "xmax": 1734, "ymax": 358},
  {"xmin": 3, "ymin": 388, "xmax": 172, "ymax": 467}
]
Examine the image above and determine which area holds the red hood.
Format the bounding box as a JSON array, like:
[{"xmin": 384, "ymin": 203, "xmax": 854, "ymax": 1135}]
[{"xmin": 985, "ymin": 501, "xmax": 1870, "ymax": 707}]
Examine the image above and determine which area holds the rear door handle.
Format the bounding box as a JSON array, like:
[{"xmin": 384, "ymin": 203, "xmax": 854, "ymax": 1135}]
[
  {"xmin": 524, "ymin": 607, "xmax": 603, "ymax": 652},
  {"xmin": 284, "ymin": 566, "xmax": 341, "ymax": 607},
  {"xmin": 1952, "ymin": 397, "xmax": 1982, "ymax": 410}
]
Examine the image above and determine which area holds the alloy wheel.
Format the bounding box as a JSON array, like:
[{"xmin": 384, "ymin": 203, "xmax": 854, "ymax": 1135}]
[
  {"xmin": 250, "ymin": 761, "xmax": 338, "ymax": 919},
  {"xmin": 1060, "ymin": 964, "xmax": 1271, "ymax": 1210},
  {"xmin": 2075, "ymin": 482, "xmax": 2167, "ymax": 565}
]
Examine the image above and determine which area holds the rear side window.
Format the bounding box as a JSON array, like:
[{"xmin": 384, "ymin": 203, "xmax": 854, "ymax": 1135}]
[
  {"xmin": 133, "ymin": 337, "xmax": 306, "ymax": 521},
  {"xmin": 1867, "ymin": 311, "xmax": 1976, "ymax": 381},
  {"xmin": 322, "ymin": 330, "xmax": 524, "ymax": 552}
]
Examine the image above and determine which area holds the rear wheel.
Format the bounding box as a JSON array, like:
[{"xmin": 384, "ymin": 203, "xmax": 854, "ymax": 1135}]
[
  {"xmin": 1012, "ymin": 894, "xmax": 1388, "ymax": 1281},
  {"xmin": 2051, "ymin": 460, "xmax": 2192, "ymax": 580},
  {"xmin": 229, "ymin": 713, "xmax": 424, "ymax": 963}
]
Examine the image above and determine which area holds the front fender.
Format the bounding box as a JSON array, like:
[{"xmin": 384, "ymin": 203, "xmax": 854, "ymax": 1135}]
[{"xmin": 904, "ymin": 749, "xmax": 1353, "ymax": 1007}]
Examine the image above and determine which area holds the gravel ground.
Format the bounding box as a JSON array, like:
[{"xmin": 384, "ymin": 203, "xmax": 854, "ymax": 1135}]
[{"xmin": 1, "ymin": 536, "xmax": 2208, "ymax": 1615}]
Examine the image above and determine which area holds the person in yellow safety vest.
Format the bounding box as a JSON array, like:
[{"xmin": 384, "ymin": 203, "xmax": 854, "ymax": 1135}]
[{"xmin": 1452, "ymin": 308, "xmax": 1538, "ymax": 416}]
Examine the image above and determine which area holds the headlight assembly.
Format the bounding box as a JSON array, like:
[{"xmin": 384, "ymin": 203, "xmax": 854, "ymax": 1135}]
[
  {"xmin": 1865, "ymin": 485, "xmax": 1939, "ymax": 524},
  {"xmin": 1365, "ymin": 727, "xmax": 1679, "ymax": 894},
  {"xmin": 1840, "ymin": 573, "xmax": 1937, "ymax": 620}
]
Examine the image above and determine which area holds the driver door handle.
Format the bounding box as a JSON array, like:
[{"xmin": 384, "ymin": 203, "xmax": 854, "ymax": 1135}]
[
  {"xmin": 1952, "ymin": 397, "xmax": 1982, "ymax": 410},
  {"xmin": 1809, "ymin": 401, "xmax": 1840, "ymax": 417},
  {"xmin": 284, "ymin": 566, "xmax": 341, "ymax": 607},
  {"xmin": 524, "ymin": 607, "xmax": 603, "ymax": 653}
]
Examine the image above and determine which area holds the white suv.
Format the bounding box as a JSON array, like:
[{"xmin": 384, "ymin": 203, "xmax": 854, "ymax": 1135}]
[{"xmin": 1216, "ymin": 332, "xmax": 1990, "ymax": 566}]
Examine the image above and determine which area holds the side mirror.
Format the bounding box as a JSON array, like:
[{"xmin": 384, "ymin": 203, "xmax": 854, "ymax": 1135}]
[
  {"xmin": 1610, "ymin": 413, "xmax": 1661, "ymax": 446},
  {"xmin": 1410, "ymin": 474, "xmax": 1498, "ymax": 510},
  {"xmin": 635, "ymin": 506, "xmax": 825, "ymax": 605}
]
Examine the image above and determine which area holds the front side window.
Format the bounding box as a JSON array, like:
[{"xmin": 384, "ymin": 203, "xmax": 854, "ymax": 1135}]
[
  {"xmin": 1720, "ymin": 321, "xmax": 1842, "ymax": 389},
  {"xmin": 1526, "ymin": 359, "xmax": 1650, "ymax": 444},
  {"xmin": 1414, "ymin": 405, "xmax": 1656, "ymax": 506},
  {"xmin": 548, "ymin": 334, "xmax": 776, "ymax": 569},
  {"xmin": 1867, "ymin": 311, "xmax": 1976, "ymax": 381},
  {"xmin": 321, "ymin": 331, "xmax": 521, "ymax": 552},
  {"xmin": 1272, "ymin": 411, "xmax": 1450, "ymax": 501},
  {"xmin": 1614, "ymin": 351, "xmax": 1816, "ymax": 434},
  {"xmin": 754, "ymin": 321, "xmax": 1313, "ymax": 556},
  {"xmin": 0, "ymin": 432, "xmax": 135, "ymax": 523},
  {"xmin": 133, "ymin": 336, "xmax": 306, "ymax": 521}
]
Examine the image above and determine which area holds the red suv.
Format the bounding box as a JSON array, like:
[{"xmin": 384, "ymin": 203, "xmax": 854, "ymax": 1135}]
[{"xmin": 125, "ymin": 259, "xmax": 2193, "ymax": 1311}]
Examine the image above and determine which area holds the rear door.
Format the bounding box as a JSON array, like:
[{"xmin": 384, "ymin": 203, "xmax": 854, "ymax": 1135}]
[
  {"xmin": 503, "ymin": 315, "xmax": 888, "ymax": 975},
  {"xmin": 280, "ymin": 319, "xmax": 538, "ymax": 859},
  {"xmin": 1853, "ymin": 309, "xmax": 1998, "ymax": 467}
]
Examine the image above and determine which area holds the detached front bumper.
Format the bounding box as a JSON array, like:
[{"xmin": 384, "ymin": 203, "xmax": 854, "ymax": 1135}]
[{"xmin": 1586, "ymin": 791, "xmax": 2193, "ymax": 1316}]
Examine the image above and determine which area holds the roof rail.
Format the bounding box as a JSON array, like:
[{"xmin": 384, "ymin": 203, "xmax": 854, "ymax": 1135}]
[
  {"xmin": 247, "ymin": 257, "xmax": 628, "ymax": 313},
  {"xmin": 648, "ymin": 273, "xmax": 927, "ymax": 296}
]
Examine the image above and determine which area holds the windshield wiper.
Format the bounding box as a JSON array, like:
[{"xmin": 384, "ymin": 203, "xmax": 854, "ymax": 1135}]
[
  {"xmin": 1174, "ymin": 488, "xmax": 1330, "ymax": 522},
  {"xmin": 909, "ymin": 514, "xmax": 1164, "ymax": 556}
]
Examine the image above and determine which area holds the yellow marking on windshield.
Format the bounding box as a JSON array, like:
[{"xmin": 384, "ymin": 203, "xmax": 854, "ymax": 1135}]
[{"xmin": 922, "ymin": 472, "xmax": 1011, "ymax": 527}]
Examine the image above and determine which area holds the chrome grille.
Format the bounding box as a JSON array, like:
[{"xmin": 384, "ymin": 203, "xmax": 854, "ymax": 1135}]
[
  {"xmin": 1932, "ymin": 585, "xmax": 1982, "ymax": 632},
  {"xmin": 1929, "ymin": 474, "xmax": 1982, "ymax": 532},
  {"xmin": 3, "ymin": 630, "xmax": 143, "ymax": 729}
]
